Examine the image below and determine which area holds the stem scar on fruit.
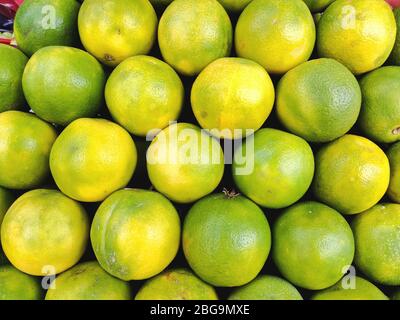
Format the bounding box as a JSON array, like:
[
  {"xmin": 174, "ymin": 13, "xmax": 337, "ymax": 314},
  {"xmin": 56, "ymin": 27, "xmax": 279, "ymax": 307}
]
[{"xmin": 222, "ymin": 188, "xmax": 240, "ymax": 199}]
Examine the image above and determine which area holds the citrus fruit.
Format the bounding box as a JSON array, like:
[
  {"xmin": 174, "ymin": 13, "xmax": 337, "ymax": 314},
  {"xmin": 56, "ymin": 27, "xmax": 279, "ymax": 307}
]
[
  {"xmin": 228, "ymin": 275, "xmax": 303, "ymax": 300},
  {"xmin": 0, "ymin": 187, "xmax": 14, "ymax": 265},
  {"xmin": 135, "ymin": 269, "xmax": 218, "ymax": 300},
  {"xmin": 0, "ymin": 265, "xmax": 42, "ymax": 300},
  {"xmin": 393, "ymin": 290, "xmax": 400, "ymax": 300},
  {"xmin": 313, "ymin": 134, "xmax": 390, "ymax": 215},
  {"xmin": 0, "ymin": 44, "xmax": 28, "ymax": 112},
  {"xmin": 390, "ymin": 8, "xmax": 400, "ymax": 64},
  {"xmin": 0, "ymin": 187, "xmax": 14, "ymax": 225},
  {"xmin": 158, "ymin": 0, "xmax": 232, "ymax": 76},
  {"xmin": 387, "ymin": 142, "xmax": 400, "ymax": 203},
  {"xmin": 352, "ymin": 203, "xmax": 400, "ymax": 286},
  {"xmin": 147, "ymin": 123, "xmax": 224, "ymax": 203},
  {"xmin": 14, "ymin": 0, "xmax": 80, "ymax": 56},
  {"xmin": 303, "ymin": 0, "xmax": 335, "ymax": 12},
  {"xmin": 317, "ymin": 0, "xmax": 396, "ymax": 74},
  {"xmin": 105, "ymin": 55, "xmax": 184, "ymax": 137},
  {"xmin": 217, "ymin": 0, "xmax": 252, "ymax": 11},
  {"xmin": 0, "ymin": 111, "xmax": 57, "ymax": 190},
  {"xmin": 78, "ymin": 0, "xmax": 157, "ymax": 66},
  {"xmin": 235, "ymin": 0, "xmax": 315, "ymax": 74},
  {"xmin": 191, "ymin": 57, "xmax": 275, "ymax": 140},
  {"xmin": 312, "ymin": 276, "xmax": 388, "ymax": 300},
  {"xmin": 358, "ymin": 66, "xmax": 400, "ymax": 143},
  {"xmin": 50, "ymin": 118, "xmax": 137, "ymax": 202},
  {"xmin": 273, "ymin": 201, "xmax": 355, "ymax": 290},
  {"xmin": 276, "ymin": 58, "xmax": 362, "ymax": 143},
  {"xmin": 23, "ymin": 46, "xmax": 106, "ymax": 126},
  {"xmin": 183, "ymin": 192, "xmax": 271, "ymax": 287},
  {"xmin": 45, "ymin": 261, "xmax": 131, "ymax": 300},
  {"xmin": 1, "ymin": 189, "xmax": 89, "ymax": 276},
  {"xmin": 232, "ymin": 128, "xmax": 314, "ymax": 209},
  {"xmin": 91, "ymin": 189, "xmax": 180, "ymax": 281}
]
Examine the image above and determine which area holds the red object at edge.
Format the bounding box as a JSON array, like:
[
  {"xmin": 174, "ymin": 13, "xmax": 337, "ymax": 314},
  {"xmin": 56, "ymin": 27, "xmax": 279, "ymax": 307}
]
[{"xmin": 386, "ymin": 0, "xmax": 400, "ymax": 8}]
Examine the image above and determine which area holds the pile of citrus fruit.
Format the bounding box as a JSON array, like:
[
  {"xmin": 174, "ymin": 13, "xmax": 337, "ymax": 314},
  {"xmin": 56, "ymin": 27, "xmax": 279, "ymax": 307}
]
[{"xmin": 0, "ymin": 0, "xmax": 400, "ymax": 301}]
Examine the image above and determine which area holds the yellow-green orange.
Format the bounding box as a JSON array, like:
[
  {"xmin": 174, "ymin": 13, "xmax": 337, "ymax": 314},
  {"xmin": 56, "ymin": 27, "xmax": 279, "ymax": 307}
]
[
  {"xmin": 352, "ymin": 203, "xmax": 400, "ymax": 286},
  {"xmin": 312, "ymin": 277, "xmax": 388, "ymax": 300},
  {"xmin": 273, "ymin": 201, "xmax": 355, "ymax": 290},
  {"xmin": 387, "ymin": 142, "xmax": 400, "ymax": 203},
  {"xmin": 91, "ymin": 189, "xmax": 180, "ymax": 281},
  {"xmin": 183, "ymin": 193, "xmax": 271, "ymax": 287},
  {"xmin": 78, "ymin": 0, "xmax": 157, "ymax": 66},
  {"xmin": 191, "ymin": 58, "xmax": 274, "ymax": 140},
  {"xmin": 45, "ymin": 261, "xmax": 131, "ymax": 300},
  {"xmin": 233, "ymin": 128, "xmax": 314, "ymax": 209},
  {"xmin": 303, "ymin": 0, "xmax": 335, "ymax": 12},
  {"xmin": 358, "ymin": 66, "xmax": 400, "ymax": 143},
  {"xmin": 317, "ymin": 0, "xmax": 396, "ymax": 74},
  {"xmin": 50, "ymin": 118, "xmax": 137, "ymax": 202},
  {"xmin": 105, "ymin": 55, "xmax": 184, "ymax": 137},
  {"xmin": 1, "ymin": 189, "xmax": 89, "ymax": 276},
  {"xmin": 313, "ymin": 135, "xmax": 390, "ymax": 215},
  {"xmin": 0, "ymin": 111, "xmax": 57, "ymax": 190},
  {"xmin": 235, "ymin": 0, "xmax": 315, "ymax": 74},
  {"xmin": 229, "ymin": 275, "xmax": 303, "ymax": 300},
  {"xmin": 14, "ymin": 0, "xmax": 80, "ymax": 56},
  {"xmin": 23, "ymin": 46, "xmax": 105, "ymax": 126},
  {"xmin": 0, "ymin": 44, "xmax": 28, "ymax": 112},
  {"xmin": 217, "ymin": 0, "xmax": 252, "ymax": 11},
  {"xmin": 276, "ymin": 58, "xmax": 361, "ymax": 143},
  {"xmin": 135, "ymin": 269, "xmax": 218, "ymax": 300},
  {"xmin": 158, "ymin": 0, "xmax": 232, "ymax": 76},
  {"xmin": 147, "ymin": 123, "xmax": 224, "ymax": 203},
  {"xmin": 389, "ymin": 8, "xmax": 400, "ymax": 65},
  {"xmin": 0, "ymin": 265, "xmax": 42, "ymax": 300}
]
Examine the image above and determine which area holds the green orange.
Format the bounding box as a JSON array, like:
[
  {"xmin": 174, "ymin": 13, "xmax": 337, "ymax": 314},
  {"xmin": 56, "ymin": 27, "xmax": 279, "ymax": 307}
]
[
  {"xmin": 183, "ymin": 192, "xmax": 271, "ymax": 287},
  {"xmin": 147, "ymin": 123, "xmax": 224, "ymax": 203},
  {"xmin": 105, "ymin": 55, "xmax": 184, "ymax": 137},
  {"xmin": 91, "ymin": 189, "xmax": 180, "ymax": 281},
  {"xmin": 312, "ymin": 276, "xmax": 388, "ymax": 300},
  {"xmin": 50, "ymin": 118, "xmax": 137, "ymax": 202},
  {"xmin": 233, "ymin": 128, "xmax": 314, "ymax": 209},
  {"xmin": 23, "ymin": 46, "xmax": 105, "ymax": 126},
  {"xmin": 389, "ymin": 8, "xmax": 400, "ymax": 65},
  {"xmin": 135, "ymin": 269, "xmax": 218, "ymax": 300},
  {"xmin": 78, "ymin": 0, "xmax": 157, "ymax": 66},
  {"xmin": 1, "ymin": 189, "xmax": 89, "ymax": 276},
  {"xmin": 45, "ymin": 261, "xmax": 131, "ymax": 300},
  {"xmin": 229, "ymin": 275, "xmax": 303, "ymax": 300},
  {"xmin": 191, "ymin": 58, "xmax": 275, "ymax": 140},
  {"xmin": 313, "ymin": 134, "xmax": 390, "ymax": 215},
  {"xmin": 0, "ymin": 44, "xmax": 28, "ymax": 112},
  {"xmin": 14, "ymin": 0, "xmax": 80, "ymax": 56},
  {"xmin": 317, "ymin": 0, "xmax": 396, "ymax": 74},
  {"xmin": 235, "ymin": 0, "xmax": 315, "ymax": 74},
  {"xmin": 218, "ymin": 0, "xmax": 252, "ymax": 11},
  {"xmin": 273, "ymin": 201, "xmax": 355, "ymax": 290},
  {"xmin": 0, "ymin": 265, "xmax": 42, "ymax": 300},
  {"xmin": 352, "ymin": 203, "xmax": 400, "ymax": 286},
  {"xmin": 158, "ymin": 0, "xmax": 232, "ymax": 76},
  {"xmin": 0, "ymin": 111, "xmax": 57, "ymax": 190},
  {"xmin": 0, "ymin": 187, "xmax": 14, "ymax": 266},
  {"xmin": 358, "ymin": 66, "xmax": 400, "ymax": 143},
  {"xmin": 303, "ymin": 0, "xmax": 335, "ymax": 12},
  {"xmin": 387, "ymin": 142, "xmax": 400, "ymax": 203},
  {"xmin": 276, "ymin": 58, "xmax": 361, "ymax": 143}
]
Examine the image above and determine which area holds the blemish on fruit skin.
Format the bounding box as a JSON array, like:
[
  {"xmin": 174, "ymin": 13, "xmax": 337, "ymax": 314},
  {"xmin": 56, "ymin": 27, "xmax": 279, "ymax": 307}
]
[
  {"xmin": 200, "ymin": 111, "xmax": 208, "ymax": 118},
  {"xmin": 392, "ymin": 127, "xmax": 400, "ymax": 135}
]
